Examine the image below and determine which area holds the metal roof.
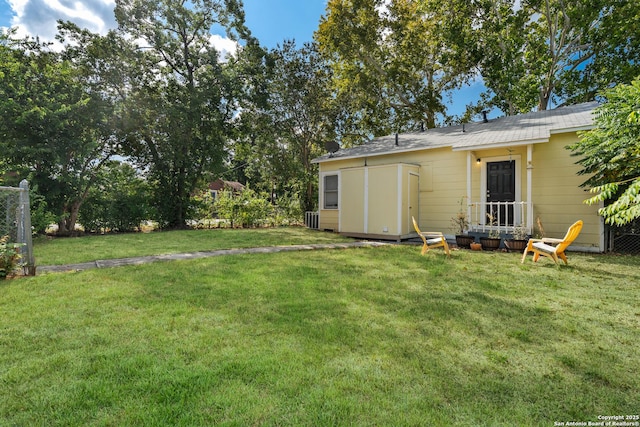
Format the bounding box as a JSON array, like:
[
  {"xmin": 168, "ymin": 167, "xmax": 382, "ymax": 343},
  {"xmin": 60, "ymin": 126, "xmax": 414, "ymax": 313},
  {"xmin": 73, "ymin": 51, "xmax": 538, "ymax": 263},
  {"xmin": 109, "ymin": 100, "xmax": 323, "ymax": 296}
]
[{"xmin": 313, "ymin": 101, "xmax": 597, "ymax": 164}]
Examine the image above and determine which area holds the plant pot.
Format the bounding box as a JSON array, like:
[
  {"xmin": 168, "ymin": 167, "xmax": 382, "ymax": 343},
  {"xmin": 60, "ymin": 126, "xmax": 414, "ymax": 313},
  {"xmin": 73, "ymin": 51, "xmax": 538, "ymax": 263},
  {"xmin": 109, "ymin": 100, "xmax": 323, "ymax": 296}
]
[
  {"xmin": 480, "ymin": 237, "xmax": 501, "ymax": 251},
  {"xmin": 455, "ymin": 235, "xmax": 475, "ymax": 249},
  {"xmin": 504, "ymin": 239, "xmax": 528, "ymax": 252},
  {"xmin": 470, "ymin": 242, "xmax": 482, "ymax": 251}
]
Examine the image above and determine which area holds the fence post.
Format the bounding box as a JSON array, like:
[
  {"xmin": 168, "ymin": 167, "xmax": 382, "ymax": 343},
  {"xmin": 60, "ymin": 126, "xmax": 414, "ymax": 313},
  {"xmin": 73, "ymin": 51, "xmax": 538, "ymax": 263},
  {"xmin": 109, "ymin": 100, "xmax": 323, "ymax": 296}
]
[{"xmin": 18, "ymin": 180, "xmax": 35, "ymax": 275}]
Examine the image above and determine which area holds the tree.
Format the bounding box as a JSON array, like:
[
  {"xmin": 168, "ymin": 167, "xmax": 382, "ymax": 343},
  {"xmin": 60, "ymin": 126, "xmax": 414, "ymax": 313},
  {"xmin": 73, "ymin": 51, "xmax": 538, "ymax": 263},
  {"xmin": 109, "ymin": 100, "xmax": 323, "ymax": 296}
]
[
  {"xmin": 114, "ymin": 0, "xmax": 250, "ymax": 228},
  {"xmin": 450, "ymin": 0, "xmax": 539, "ymax": 116},
  {"xmin": 551, "ymin": 0, "xmax": 640, "ymax": 107},
  {"xmin": 316, "ymin": 0, "xmax": 474, "ymax": 137},
  {"xmin": 234, "ymin": 41, "xmax": 337, "ymax": 213},
  {"xmin": 438, "ymin": 0, "xmax": 640, "ymax": 116},
  {"xmin": 569, "ymin": 78, "xmax": 640, "ymax": 225},
  {"xmin": 0, "ymin": 31, "xmax": 119, "ymax": 235}
]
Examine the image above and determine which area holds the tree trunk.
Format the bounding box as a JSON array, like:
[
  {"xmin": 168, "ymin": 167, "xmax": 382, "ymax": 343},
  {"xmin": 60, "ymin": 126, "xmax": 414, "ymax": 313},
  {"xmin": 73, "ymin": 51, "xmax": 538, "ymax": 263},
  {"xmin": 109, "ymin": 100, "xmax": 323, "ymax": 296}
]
[
  {"xmin": 538, "ymin": 87, "xmax": 552, "ymax": 111},
  {"xmin": 57, "ymin": 201, "xmax": 82, "ymax": 236},
  {"xmin": 304, "ymin": 179, "xmax": 314, "ymax": 213}
]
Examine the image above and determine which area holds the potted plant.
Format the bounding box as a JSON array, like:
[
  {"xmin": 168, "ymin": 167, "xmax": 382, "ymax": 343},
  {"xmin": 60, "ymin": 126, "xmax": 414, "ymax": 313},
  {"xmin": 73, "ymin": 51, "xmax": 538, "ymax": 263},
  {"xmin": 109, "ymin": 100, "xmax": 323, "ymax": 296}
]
[
  {"xmin": 451, "ymin": 197, "xmax": 475, "ymax": 248},
  {"xmin": 480, "ymin": 228, "xmax": 502, "ymax": 250},
  {"xmin": 479, "ymin": 213, "xmax": 501, "ymax": 250},
  {"xmin": 504, "ymin": 224, "xmax": 529, "ymax": 252}
]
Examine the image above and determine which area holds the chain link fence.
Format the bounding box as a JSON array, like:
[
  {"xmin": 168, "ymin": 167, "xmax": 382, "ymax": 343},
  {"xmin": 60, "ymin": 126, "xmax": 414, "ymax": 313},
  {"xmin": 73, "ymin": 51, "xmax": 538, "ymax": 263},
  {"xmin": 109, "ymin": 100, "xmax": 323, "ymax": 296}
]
[
  {"xmin": 607, "ymin": 218, "xmax": 640, "ymax": 253},
  {"xmin": 0, "ymin": 180, "xmax": 35, "ymax": 275}
]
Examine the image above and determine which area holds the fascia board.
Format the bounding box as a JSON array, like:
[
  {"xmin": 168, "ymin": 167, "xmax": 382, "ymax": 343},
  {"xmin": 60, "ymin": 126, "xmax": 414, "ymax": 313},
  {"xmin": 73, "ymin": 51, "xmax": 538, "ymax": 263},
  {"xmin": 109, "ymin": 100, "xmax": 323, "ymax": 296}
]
[
  {"xmin": 451, "ymin": 138, "xmax": 549, "ymax": 152},
  {"xmin": 549, "ymin": 125, "xmax": 594, "ymax": 134},
  {"xmin": 312, "ymin": 145, "xmax": 448, "ymax": 164}
]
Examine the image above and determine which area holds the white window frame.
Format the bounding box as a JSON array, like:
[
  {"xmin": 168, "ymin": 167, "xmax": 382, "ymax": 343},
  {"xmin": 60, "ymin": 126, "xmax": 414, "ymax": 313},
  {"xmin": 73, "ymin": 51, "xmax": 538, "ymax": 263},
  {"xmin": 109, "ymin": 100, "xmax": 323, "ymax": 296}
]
[{"xmin": 321, "ymin": 172, "xmax": 340, "ymax": 210}]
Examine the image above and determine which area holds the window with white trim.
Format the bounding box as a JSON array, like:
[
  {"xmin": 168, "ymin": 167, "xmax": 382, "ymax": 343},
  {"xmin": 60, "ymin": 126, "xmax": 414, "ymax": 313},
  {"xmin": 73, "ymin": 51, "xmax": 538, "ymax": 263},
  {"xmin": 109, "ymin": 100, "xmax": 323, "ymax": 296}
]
[{"xmin": 323, "ymin": 174, "xmax": 338, "ymax": 209}]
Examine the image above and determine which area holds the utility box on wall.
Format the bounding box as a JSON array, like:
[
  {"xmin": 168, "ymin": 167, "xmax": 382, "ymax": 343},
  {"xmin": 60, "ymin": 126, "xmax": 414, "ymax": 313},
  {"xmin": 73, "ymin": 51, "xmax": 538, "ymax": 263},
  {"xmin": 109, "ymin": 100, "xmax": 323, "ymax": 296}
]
[{"xmin": 339, "ymin": 163, "xmax": 420, "ymax": 241}]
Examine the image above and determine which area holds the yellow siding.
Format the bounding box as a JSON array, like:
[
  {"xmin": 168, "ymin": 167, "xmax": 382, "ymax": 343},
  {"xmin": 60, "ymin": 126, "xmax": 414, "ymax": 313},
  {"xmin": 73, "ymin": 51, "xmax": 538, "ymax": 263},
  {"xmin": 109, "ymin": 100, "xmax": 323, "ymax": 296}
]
[
  {"xmin": 531, "ymin": 133, "xmax": 601, "ymax": 249},
  {"xmin": 367, "ymin": 165, "xmax": 399, "ymax": 235},
  {"xmin": 417, "ymin": 148, "xmax": 468, "ymax": 233},
  {"xmin": 319, "ymin": 209, "xmax": 338, "ymax": 231},
  {"xmin": 317, "ymin": 162, "xmax": 419, "ymax": 237},
  {"xmin": 318, "ymin": 149, "xmax": 469, "ymax": 235},
  {"xmin": 340, "ymin": 168, "xmax": 365, "ymax": 233},
  {"xmin": 317, "ymin": 132, "xmax": 602, "ymax": 249}
]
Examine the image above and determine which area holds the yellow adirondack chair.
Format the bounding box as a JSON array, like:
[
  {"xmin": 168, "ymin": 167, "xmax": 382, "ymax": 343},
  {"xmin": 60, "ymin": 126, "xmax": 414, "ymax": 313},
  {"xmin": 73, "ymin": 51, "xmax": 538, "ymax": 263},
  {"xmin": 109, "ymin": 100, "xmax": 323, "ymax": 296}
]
[
  {"xmin": 412, "ymin": 216, "xmax": 450, "ymax": 257},
  {"xmin": 521, "ymin": 220, "xmax": 583, "ymax": 265}
]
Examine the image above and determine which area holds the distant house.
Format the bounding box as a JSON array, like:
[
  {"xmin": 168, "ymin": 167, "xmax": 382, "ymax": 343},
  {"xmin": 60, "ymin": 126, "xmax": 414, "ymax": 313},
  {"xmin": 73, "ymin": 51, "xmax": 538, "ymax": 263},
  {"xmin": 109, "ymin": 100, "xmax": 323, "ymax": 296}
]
[
  {"xmin": 312, "ymin": 102, "xmax": 603, "ymax": 252},
  {"xmin": 208, "ymin": 179, "xmax": 245, "ymax": 199}
]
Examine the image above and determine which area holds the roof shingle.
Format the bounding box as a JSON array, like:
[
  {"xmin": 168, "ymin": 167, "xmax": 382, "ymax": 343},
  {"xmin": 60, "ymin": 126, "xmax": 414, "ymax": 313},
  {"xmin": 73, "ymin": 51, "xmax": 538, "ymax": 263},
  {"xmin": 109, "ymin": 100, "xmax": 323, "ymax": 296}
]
[{"xmin": 313, "ymin": 101, "xmax": 597, "ymax": 163}]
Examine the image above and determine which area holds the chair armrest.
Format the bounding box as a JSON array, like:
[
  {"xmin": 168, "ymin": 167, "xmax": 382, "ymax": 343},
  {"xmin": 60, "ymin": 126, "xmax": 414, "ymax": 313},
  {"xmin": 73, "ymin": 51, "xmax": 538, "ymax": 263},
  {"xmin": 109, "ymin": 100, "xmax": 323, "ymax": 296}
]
[
  {"xmin": 532, "ymin": 241, "xmax": 558, "ymax": 254},
  {"xmin": 541, "ymin": 238, "xmax": 563, "ymax": 245}
]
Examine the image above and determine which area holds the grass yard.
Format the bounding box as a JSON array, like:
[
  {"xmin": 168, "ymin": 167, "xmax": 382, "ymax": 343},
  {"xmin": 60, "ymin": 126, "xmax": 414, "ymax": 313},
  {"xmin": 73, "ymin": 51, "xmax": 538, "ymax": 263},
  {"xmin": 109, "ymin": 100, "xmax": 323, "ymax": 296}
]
[
  {"xmin": 2, "ymin": 230, "xmax": 639, "ymax": 426},
  {"xmin": 32, "ymin": 227, "xmax": 355, "ymax": 266}
]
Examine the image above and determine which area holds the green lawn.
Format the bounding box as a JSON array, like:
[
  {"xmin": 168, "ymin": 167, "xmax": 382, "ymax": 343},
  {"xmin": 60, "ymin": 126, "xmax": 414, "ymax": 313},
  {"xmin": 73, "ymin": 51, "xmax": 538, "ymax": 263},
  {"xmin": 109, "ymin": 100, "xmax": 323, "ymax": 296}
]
[
  {"xmin": 32, "ymin": 227, "xmax": 355, "ymax": 265},
  {"xmin": 2, "ymin": 230, "xmax": 639, "ymax": 426}
]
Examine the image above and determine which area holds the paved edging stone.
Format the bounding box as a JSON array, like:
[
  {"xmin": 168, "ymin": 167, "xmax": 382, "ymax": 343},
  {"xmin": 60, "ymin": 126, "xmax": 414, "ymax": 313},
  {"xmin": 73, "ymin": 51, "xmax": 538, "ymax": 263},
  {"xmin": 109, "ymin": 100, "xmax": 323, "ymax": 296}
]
[{"xmin": 37, "ymin": 241, "xmax": 390, "ymax": 274}]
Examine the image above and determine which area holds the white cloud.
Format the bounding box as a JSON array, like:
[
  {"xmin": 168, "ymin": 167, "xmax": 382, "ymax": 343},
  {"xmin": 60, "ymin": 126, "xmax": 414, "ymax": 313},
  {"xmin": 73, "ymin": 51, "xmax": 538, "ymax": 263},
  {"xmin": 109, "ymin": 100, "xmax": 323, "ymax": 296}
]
[
  {"xmin": 4, "ymin": 0, "xmax": 237, "ymax": 59},
  {"xmin": 6, "ymin": 0, "xmax": 116, "ymax": 44},
  {"xmin": 209, "ymin": 33, "xmax": 238, "ymax": 60}
]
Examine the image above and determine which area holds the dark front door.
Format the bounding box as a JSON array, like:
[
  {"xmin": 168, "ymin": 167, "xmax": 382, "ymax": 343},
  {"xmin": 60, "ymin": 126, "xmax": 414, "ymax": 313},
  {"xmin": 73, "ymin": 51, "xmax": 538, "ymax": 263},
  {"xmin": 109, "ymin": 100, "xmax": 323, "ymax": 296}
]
[{"xmin": 486, "ymin": 160, "xmax": 515, "ymax": 226}]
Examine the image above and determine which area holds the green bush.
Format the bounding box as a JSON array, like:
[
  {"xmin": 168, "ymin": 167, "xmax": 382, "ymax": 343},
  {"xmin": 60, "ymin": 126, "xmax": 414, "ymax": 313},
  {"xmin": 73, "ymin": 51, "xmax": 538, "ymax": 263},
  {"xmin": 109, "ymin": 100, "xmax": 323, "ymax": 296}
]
[
  {"xmin": 79, "ymin": 162, "xmax": 153, "ymax": 233},
  {"xmin": 29, "ymin": 187, "xmax": 58, "ymax": 235},
  {"xmin": 0, "ymin": 235, "xmax": 22, "ymax": 279},
  {"xmin": 213, "ymin": 188, "xmax": 274, "ymax": 228}
]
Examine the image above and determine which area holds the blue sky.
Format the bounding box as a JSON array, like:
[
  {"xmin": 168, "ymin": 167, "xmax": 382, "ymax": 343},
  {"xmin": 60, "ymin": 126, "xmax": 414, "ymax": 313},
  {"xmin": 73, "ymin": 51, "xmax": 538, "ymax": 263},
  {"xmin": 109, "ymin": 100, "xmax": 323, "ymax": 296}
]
[{"xmin": 243, "ymin": 0, "xmax": 327, "ymax": 48}]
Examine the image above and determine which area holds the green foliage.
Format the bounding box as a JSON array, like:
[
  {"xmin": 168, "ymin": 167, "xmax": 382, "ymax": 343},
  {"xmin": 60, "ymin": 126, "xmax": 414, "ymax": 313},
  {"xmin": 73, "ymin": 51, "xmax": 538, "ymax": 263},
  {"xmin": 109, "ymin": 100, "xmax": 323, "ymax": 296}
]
[
  {"xmin": 233, "ymin": 41, "xmax": 330, "ymax": 213},
  {"xmin": 114, "ymin": 0, "xmax": 251, "ymax": 229},
  {"xmin": 0, "ymin": 235, "xmax": 22, "ymax": 278},
  {"xmin": 28, "ymin": 187, "xmax": 58, "ymax": 235},
  {"xmin": 272, "ymin": 192, "xmax": 304, "ymax": 225},
  {"xmin": 317, "ymin": 0, "xmax": 473, "ymax": 132},
  {"xmin": 570, "ymin": 77, "xmax": 640, "ymax": 225},
  {"xmin": 79, "ymin": 162, "xmax": 153, "ymax": 233},
  {"xmin": 0, "ymin": 30, "xmax": 120, "ymax": 235},
  {"xmin": 213, "ymin": 188, "xmax": 273, "ymax": 228}
]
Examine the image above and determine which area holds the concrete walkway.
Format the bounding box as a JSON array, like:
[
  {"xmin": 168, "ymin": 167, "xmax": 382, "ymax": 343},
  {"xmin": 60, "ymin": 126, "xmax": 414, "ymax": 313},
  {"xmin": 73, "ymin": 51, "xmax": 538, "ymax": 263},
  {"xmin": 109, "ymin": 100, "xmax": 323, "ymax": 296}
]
[{"xmin": 36, "ymin": 241, "xmax": 390, "ymax": 274}]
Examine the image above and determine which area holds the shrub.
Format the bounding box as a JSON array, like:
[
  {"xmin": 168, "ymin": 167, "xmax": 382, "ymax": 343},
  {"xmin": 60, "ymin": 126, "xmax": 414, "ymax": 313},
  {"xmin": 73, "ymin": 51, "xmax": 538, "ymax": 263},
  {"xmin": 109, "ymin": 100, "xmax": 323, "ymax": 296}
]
[
  {"xmin": 29, "ymin": 187, "xmax": 58, "ymax": 235},
  {"xmin": 0, "ymin": 235, "xmax": 23, "ymax": 279},
  {"xmin": 214, "ymin": 188, "xmax": 274, "ymax": 228},
  {"xmin": 79, "ymin": 162, "xmax": 153, "ymax": 233}
]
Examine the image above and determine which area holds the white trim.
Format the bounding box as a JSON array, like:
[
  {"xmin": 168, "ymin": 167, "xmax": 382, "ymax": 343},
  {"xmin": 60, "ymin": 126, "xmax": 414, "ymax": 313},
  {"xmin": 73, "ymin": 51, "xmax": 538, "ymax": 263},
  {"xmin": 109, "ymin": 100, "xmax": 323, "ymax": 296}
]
[
  {"xmin": 408, "ymin": 171, "xmax": 420, "ymax": 229},
  {"xmin": 466, "ymin": 152, "xmax": 472, "ymax": 228},
  {"xmin": 363, "ymin": 168, "xmax": 369, "ymax": 234},
  {"xmin": 312, "ymin": 145, "xmax": 448, "ymax": 164},
  {"xmin": 567, "ymin": 245, "xmax": 603, "ymax": 253},
  {"xmin": 550, "ymin": 125, "xmax": 593, "ymax": 134},
  {"xmin": 599, "ymin": 200, "xmax": 606, "ymax": 252},
  {"xmin": 320, "ymin": 171, "xmax": 340, "ymax": 211},
  {"xmin": 453, "ymin": 138, "xmax": 549, "ymax": 152},
  {"xmin": 397, "ymin": 165, "xmax": 403, "ymax": 235},
  {"xmin": 320, "ymin": 171, "xmax": 341, "ymax": 232},
  {"xmin": 526, "ymin": 145, "xmax": 533, "ymax": 232},
  {"xmin": 480, "ymin": 155, "xmax": 522, "ymax": 226},
  {"xmin": 314, "ymin": 130, "xmax": 591, "ymax": 164}
]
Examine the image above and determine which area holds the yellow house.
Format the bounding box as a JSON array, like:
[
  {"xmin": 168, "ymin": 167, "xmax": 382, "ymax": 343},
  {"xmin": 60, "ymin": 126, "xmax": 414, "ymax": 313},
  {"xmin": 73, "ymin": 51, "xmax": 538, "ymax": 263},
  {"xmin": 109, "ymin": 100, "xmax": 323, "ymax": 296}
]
[{"xmin": 312, "ymin": 102, "xmax": 603, "ymax": 252}]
